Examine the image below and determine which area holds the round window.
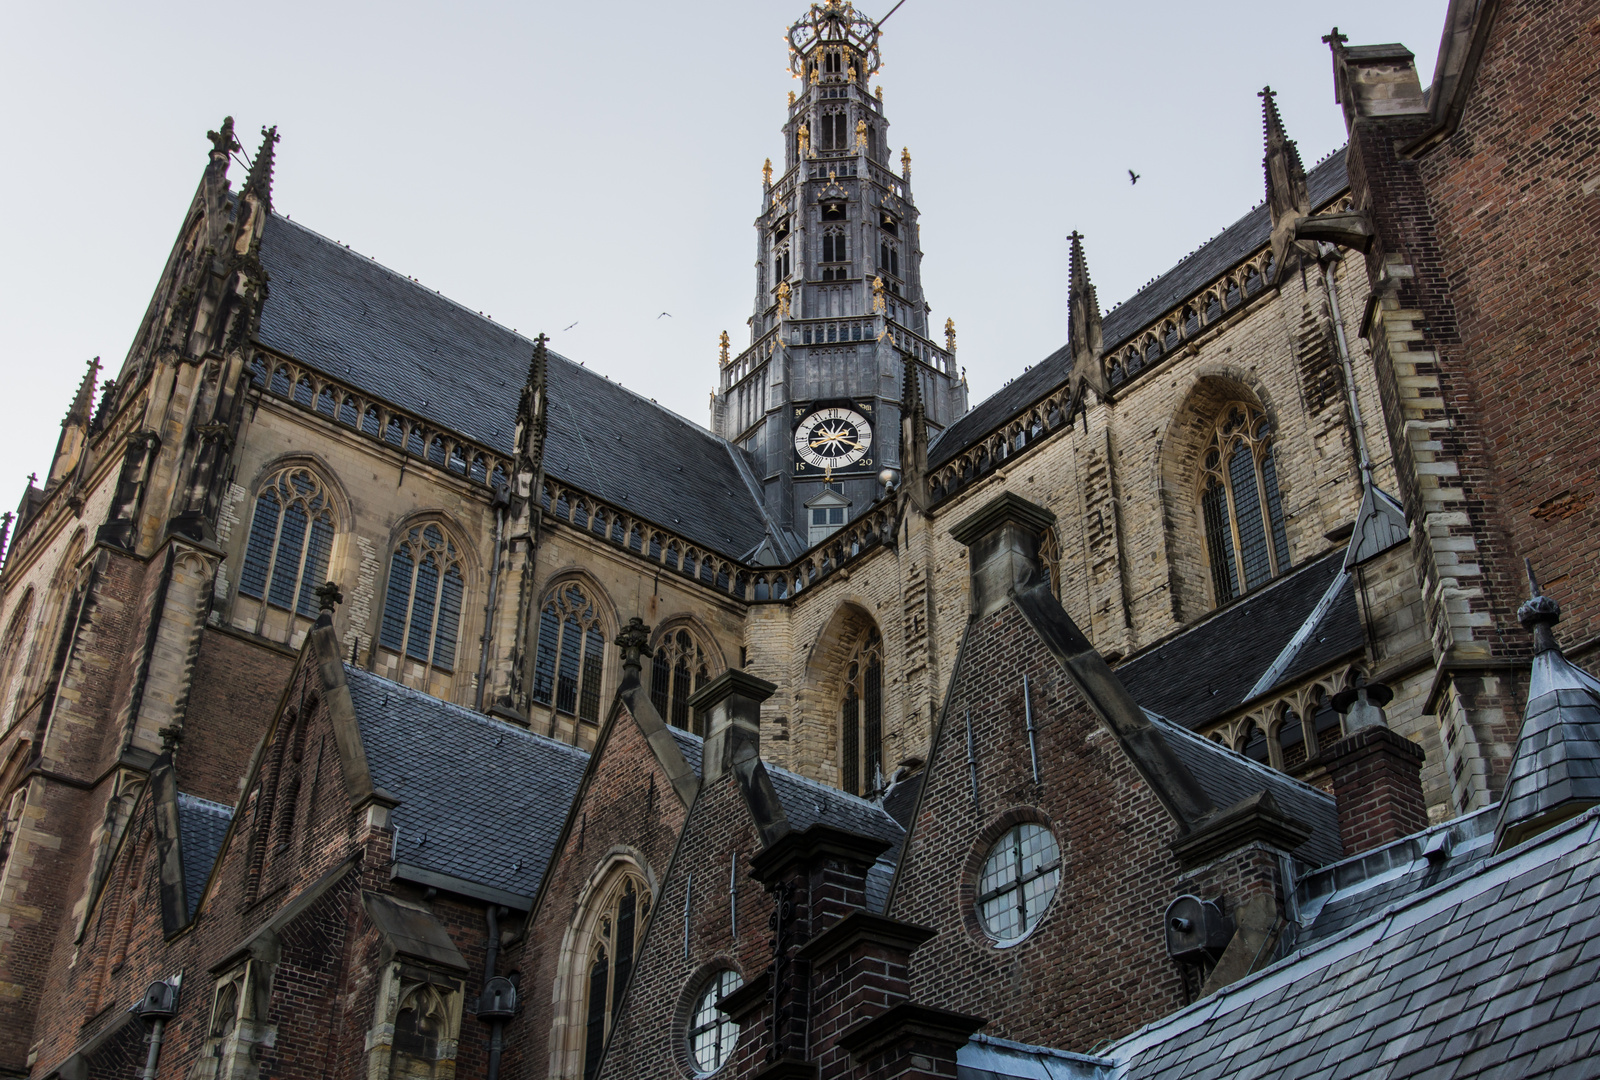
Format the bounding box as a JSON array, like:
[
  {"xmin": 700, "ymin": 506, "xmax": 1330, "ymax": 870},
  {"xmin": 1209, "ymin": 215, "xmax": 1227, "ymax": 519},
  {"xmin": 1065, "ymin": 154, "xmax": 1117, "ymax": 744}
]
[
  {"xmin": 689, "ymin": 969, "xmax": 743, "ymax": 1073},
  {"xmin": 977, "ymin": 822, "xmax": 1062, "ymax": 943}
]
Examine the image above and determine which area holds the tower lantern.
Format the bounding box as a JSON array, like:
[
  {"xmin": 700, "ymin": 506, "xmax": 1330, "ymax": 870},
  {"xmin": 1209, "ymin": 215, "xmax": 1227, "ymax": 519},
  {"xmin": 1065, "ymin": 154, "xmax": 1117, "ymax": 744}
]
[{"xmin": 710, "ymin": 3, "xmax": 966, "ymax": 544}]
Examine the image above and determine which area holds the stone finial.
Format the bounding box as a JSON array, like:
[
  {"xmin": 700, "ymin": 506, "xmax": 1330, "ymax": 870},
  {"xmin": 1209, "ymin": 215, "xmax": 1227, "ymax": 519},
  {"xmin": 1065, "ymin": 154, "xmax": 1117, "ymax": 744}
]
[
  {"xmin": 206, "ymin": 115, "xmax": 240, "ymax": 162},
  {"xmin": 872, "ymin": 275, "xmax": 887, "ymax": 314},
  {"xmin": 787, "ymin": 90, "xmax": 796, "ymax": 107},
  {"xmin": 0, "ymin": 512, "xmax": 13, "ymax": 566},
  {"xmin": 1067, "ymin": 231, "xmax": 1104, "ymax": 367},
  {"xmin": 1518, "ymin": 558, "xmax": 1561, "ymax": 655},
  {"xmin": 944, "ymin": 317, "xmax": 956, "ymax": 354},
  {"xmin": 315, "ymin": 580, "xmax": 344, "ymax": 613},
  {"xmin": 763, "ymin": 157, "xmax": 773, "ymax": 188},
  {"xmin": 243, "ymin": 125, "xmax": 280, "ymax": 208},
  {"xmin": 158, "ymin": 724, "xmax": 185, "ymax": 753},
  {"xmin": 777, "ymin": 280, "xmax": 792, "ymax": 318},
  {"xmin": 616, "ymin": 617, "xmax": 654, "ymax": 674},
  {"xmin": 876, "ymin": 84, "xmax": 883, "ymax": 102},
  {"xmin": 901, "ymin": 146, "xmax": 911, "ymax": 179},
  {"xmin": 1331, "ymin": 673, "xmax": 1395, "ymax": 733}
]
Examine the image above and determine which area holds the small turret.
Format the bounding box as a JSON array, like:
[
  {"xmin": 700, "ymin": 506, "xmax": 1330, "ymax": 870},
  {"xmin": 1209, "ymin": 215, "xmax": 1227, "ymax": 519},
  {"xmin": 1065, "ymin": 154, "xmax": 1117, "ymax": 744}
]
[{"xmin": 1494, "ymin": 562, "xmax": 1600, "ymax": 852}]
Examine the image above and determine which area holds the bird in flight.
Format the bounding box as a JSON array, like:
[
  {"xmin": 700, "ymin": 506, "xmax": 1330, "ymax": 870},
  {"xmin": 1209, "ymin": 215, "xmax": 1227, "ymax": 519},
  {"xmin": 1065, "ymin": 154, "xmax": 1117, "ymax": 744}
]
[
  {"xmin": 658, "ymin": 312, "xmax": 673, "ymax": 319},
  {"xmin": 563, "ymin": 321, "xmax": 579, "ymax": 331},
  {"xmin": 1129, "ymin": 170, "xmax": 1141, "ymax": 185}
]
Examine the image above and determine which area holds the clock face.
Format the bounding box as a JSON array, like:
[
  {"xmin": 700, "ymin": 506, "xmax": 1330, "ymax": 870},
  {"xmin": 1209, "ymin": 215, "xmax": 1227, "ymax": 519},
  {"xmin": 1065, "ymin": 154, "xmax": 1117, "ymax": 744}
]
[{"xmin": 794, "ymin": 407, "xmax": 873, "ymax": 471}]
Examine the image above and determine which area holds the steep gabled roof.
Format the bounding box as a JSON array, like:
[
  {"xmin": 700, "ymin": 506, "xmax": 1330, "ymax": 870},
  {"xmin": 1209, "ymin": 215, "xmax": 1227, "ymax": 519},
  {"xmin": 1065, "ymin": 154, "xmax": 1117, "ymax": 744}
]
[
  {"xmin": 1114, "ymin": 550, "xmax": 1363, "ymax": 732},
  {"xmin": 343, "ymin": 664, "xmax": 589, "ymax": 902},
  {"xmin": 929, "ymin": 149, "xmax": 1349, "ymax": 471},
  {"xmin": 255, "ymin": 215, "xmax": 771, "ymax": 560}
]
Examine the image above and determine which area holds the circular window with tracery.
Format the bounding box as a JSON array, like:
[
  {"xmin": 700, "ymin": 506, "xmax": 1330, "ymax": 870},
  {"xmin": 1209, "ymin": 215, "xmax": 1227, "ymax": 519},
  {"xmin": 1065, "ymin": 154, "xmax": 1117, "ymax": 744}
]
[
  {"xmin": 688, "ymin": 968, "xmax": 742, "ymax": 1074},
  {"xmin": 977, "ymin": 822, "xmax": 1062, "ymax": 944}
]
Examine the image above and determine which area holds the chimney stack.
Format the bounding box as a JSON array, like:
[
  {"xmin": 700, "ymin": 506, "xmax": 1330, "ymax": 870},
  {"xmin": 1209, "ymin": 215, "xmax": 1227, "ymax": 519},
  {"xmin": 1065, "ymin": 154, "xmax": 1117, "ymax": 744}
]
[{"xmin": 1322, "ymin": 678, "xmax": 1428, "ymax": 855}]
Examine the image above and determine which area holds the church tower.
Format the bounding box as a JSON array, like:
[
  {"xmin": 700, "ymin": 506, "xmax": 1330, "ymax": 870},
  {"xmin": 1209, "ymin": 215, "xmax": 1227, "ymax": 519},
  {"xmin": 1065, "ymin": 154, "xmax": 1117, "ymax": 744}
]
[{"xmin": 712, "ymin": 1, "xmax": 966, "ymax": 547}]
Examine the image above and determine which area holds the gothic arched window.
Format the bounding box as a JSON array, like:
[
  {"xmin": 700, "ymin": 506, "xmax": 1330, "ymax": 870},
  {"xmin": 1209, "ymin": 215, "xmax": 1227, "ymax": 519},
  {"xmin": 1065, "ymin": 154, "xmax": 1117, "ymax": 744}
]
[
  {"xmin": 239, "ymin": 467, "xmax": 336, "ymax": 620},
  {"xmin": 840, "ymin": 629, "xmax": 884, "ymax": 797},
  {"xmin": 651, "ymin": 628, "xmax": 711, "ymax": 735},
  {"xmin": 0, "ymin": 590, "xmax": 34, "ymax": 730},
  {"xmin": 532, "ymin": 584, "xmax": 608, "ymax": 723},
  {"xmin": 379, "ymin": 523, "xmax": 466, "ymax": 671},
  {"xmin": 582, "ymin": 874, "xmax": 650, "ymax": 1080},
  {"xmin": 1199, "ymin": 404, "xmax": 1290, "ymax": 605}
]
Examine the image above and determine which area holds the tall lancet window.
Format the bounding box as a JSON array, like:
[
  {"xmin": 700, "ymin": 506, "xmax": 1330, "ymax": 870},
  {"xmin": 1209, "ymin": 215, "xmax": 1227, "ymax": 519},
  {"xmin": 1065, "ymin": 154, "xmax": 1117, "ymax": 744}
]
[
  {"xmin": 379, "ymin": 523, "xmax": 466, "ymax": 670},
  {"xmin": 1199, "ymin": 403, "xmax": 1291, "ymax": 605},
  {"xmin": 650, "ymin": 628, "xmax": 711, "ymax": 735},
  {"xmin": 582, "ymin": 873, "xmax": 649, "ymax": 1080},
  {"xmin": 239, "ymin": 467, "xmax": 335, "ymax": 619},
  {"xmin": 840, "ymin": 629, "xmax": 884, "ymax": 797},
  {"xmin": 532, "ymin": 583, "xmax": 608, "ymax": 723}
]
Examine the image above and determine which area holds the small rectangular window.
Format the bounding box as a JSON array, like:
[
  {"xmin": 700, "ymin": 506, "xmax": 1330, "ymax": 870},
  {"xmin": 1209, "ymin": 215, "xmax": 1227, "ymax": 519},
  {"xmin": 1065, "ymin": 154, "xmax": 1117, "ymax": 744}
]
[
  {"xmin": 829, "ymin": 508, "xmax": 844, "ymax": 524},
  {"xmin": 813, "ymin": 509, "xmax": 828, "ymax": 525}
]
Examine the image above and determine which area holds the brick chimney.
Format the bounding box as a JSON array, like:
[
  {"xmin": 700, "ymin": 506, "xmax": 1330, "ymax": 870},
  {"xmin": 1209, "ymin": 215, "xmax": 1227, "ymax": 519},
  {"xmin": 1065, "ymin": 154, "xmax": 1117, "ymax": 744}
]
[{"xmin": 1322, "ymin": 679, "xmax": 1428, "ymax": 854}]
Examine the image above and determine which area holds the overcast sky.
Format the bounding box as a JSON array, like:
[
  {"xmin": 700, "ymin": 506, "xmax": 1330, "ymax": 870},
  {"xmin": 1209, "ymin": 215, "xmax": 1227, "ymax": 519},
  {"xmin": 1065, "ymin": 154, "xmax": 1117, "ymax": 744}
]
[{"xmin": 0, "ymin": 1, "xmax": 1446, "ymax": 525}]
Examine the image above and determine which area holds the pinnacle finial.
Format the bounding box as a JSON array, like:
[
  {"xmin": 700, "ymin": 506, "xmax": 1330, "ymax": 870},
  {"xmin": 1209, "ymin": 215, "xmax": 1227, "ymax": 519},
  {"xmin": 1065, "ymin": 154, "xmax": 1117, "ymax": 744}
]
[
  {"xmin": 945, "ymin": 317, "xmax": 956, "ymax": 354},
  {"xmin": 763, "ymin": 157, "xmax": 773, "ymax": 187},
  {"xmin": 206, "ymin": 116, "xmax": 240, "ymax": 161},
  {"xmin": 1519, "ymin": 558, "xmax": 1561, "ymax": 654},
  {"xmin": 244, "ymin": 125, "xmax": 281, "ymax": 207},
  {"xmin": 615, "ymin": 617, "xmax": 653, "ymax": 673},
  {"xmin": 1068, "ymin": 231, "xmax": 1102, "ymax": 365},
  {"xmin": 901, "ymin": 146, "xmax": 911, "ymax": 179},
  {"xmin": 718, "ymin": 330, "xmax": 731, "ymax": 365},
  {"xmin": 315, "ymin": 580, "xmax": 344, "ymax": 613}
]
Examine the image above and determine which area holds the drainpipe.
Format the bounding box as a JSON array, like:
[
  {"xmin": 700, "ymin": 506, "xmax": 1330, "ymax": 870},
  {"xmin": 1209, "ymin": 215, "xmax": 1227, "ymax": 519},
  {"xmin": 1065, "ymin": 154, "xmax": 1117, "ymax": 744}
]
[
  {"xmin": 475, "ymin": 487, "xmax": 510, "ymax": 711},
  {"xmin": 136, "ymin": 979, "xmax": 180, "ymax": 1080},
  {"xmin": 1318, "ymin": 244, "xmax": 1374, "ymax": 480},
  {"xmin": 480, "ymin": 906, "xmax": 516, "ymax": 1080}
]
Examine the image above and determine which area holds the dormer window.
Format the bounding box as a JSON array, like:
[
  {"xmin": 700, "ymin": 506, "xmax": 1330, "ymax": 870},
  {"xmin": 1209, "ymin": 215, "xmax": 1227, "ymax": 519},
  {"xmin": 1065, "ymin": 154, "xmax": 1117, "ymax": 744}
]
[{"xmin": 805, "ymin": 487, "xmax": 851, "ymax": 546}]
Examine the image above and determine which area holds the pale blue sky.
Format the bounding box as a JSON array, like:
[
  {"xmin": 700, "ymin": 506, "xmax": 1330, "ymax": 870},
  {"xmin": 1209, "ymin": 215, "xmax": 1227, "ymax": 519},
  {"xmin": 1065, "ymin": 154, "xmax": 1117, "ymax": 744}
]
[{"xmin": 0, "ymin": 1, "xmax": 1446, "ymax": 523}]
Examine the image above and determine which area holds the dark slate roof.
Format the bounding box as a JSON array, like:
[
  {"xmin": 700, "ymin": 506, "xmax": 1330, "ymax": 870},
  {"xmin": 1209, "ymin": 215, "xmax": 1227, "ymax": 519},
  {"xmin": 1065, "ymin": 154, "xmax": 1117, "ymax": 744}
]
[
  {"xmin": 176, "ymin": 792, "xmax": 233, "ymax": 920},
  {"xmin": 1107, "ymin": 806, "xmax": 1600, "ymax": 1080},
  {"xmin": 929, "ymin": 149, "xmax": 1348, "ymax": 470},
  {"xmin": 665, "ymin": 726, "xmax": 905, "ymax": 912},
  {"xmin": 344, "ymin": 664, "xmax": 588, "ymax": 900},
  {"xmin": 1148, "ymin": 713, "xmax": 1343, "ymax": 867},
  {"xmin": 1495, "ymin": 645, "xmax": 1600, "ymax": 848},
  {"xmin": 1115, "ymin": 549, "xmax": 1361, "ymax": 731},
  {"xmin": 1292, "ymin": 807, "xmax": 1497, "ymax": 947},
  {"xmin": 256, "ymin": 216, "xmax": 772, "ymax": 560},
  {"xmin": 956, "ymin": 1034, "xmax": 1113, "ymax": 1079}
]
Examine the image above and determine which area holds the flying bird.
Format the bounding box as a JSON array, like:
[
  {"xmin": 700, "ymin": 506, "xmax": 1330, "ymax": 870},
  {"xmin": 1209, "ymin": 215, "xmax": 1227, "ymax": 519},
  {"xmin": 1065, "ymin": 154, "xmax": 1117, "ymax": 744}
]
[
  {"xmin": 563, "ymin": 321, "xmax": 579, "ymax": 331},
  {"xmin": 1129, "ymin": 170, "xmax": 1141, "ymax": 185},
  {"xmin": 658, "ymin": 312, "xmax": 673, "ymax": 319}
]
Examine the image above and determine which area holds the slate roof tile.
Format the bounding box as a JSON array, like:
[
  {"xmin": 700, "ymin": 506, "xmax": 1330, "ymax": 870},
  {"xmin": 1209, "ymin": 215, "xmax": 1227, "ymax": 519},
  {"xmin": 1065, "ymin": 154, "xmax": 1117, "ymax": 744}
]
[
  {"xmin": 929, "ymin": 150, "xmax": 1348, "ymax": 471},
  {"xmin": 257, "ymin": 216, "xmax": 772, "ymax": 560},
  {"xmin": 176, "ymin": 792, "xmax": 233, "ymax": 920},
  {"xmin": 343, "ymin": 664, "xmax": 588, "ymax": 900},
  {"xmin": 1117, "ymin": 551, "xmax": 1359, "ymax": 733}
]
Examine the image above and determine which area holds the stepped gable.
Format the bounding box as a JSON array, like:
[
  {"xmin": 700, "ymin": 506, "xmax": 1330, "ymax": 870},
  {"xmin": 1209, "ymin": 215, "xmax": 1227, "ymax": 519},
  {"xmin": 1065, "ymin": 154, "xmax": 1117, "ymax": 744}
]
[
  {"xmin": 256, "ymin": 215, "xmax": 770, "ymax": 560},
  {"xmin": 1150, "ymin": 714, "xmax": 1343, "ymax": 866},
  {"xmin": 929, "ymin": 148, "xmax": 1348, "ymax": 471},
  {"xmin": 1106, "ymin": 807, "xmax": 1600, "ymax": 1080},
  {"xmin": 1115, "ymin": 549, "xmax": 1362, "ymax": 731},
  {"xmin": 343, "ymin": 664, "xmax": 589, "ymax": 901},
  {"xmin": 175, "ymin": 792, "xmax": 232, "ymax": 921},
  {"xmin": 664, "ymin": 725, "xmax": 904, "ymax": 911}
]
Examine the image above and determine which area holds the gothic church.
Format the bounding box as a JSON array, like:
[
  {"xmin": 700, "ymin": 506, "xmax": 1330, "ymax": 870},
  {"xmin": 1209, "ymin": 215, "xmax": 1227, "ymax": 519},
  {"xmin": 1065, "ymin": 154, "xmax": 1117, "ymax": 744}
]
[{"xmin": 2, "ymin": 1, "xmax": 1599, "ymax": 1078}]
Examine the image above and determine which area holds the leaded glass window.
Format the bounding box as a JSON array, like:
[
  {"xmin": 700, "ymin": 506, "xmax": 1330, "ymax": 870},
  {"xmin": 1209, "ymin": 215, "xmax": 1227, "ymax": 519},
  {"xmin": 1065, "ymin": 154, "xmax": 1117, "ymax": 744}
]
[
  {"xmin": 378, "ymin": 523, "xmax": 466, "ymax": 670},
  {"xmin": 1198, "ymin": 403, "xmax": 1291, "ymax": 605},
  {"xmin": 689, "ymin": 969, "xmax": 743, "ymax": 1074},
  {"xmin": 582, "ymin": 875, "xmax": 650, "ymax": 1080},
  {"xmin": 840, "ymin": 629, "xmax": 884, "ymax": 797},
  {"xmin": 239, "ymin": 468, "xmax": 335, "ymax": 619},
  {"xmin": 977, "ymin": 823, "xmax": 1062, "ymax": 943},
  {"xmin": 532, "ymin": 584, "xmax": 608, "ymax": 722},
  {"xmin": 651, "ymin": 628, "xmax": 711, "ymax": 735}
]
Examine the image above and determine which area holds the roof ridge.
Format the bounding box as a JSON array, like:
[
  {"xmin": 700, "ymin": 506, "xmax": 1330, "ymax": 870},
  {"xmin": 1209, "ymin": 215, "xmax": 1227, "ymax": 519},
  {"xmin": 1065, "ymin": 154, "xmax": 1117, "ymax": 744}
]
[
  {"xmin": 343, "ymin": 663, "xmax": 590, "ymax": 760},
  {"xmin": 175, "ymin": 791, "xmax": 235, "ymax": 814}
]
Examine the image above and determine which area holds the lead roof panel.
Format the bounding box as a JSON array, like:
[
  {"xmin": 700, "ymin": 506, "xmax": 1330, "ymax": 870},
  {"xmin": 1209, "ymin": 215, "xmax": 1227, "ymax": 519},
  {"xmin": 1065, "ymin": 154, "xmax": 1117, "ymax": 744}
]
[
  {"xmin": 176, "ymin": 792, "xmax": 233, "ymax": 920},
  {"xmin": 344, "ymin": 664, "xmax": 589, "ymax": 900},
  {"xmin": 256, "ymin": 216, "xmax": 771, "ymax": 560}
]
